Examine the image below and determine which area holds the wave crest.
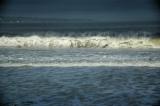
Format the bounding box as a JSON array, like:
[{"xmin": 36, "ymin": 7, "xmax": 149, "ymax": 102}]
[{"xmin": 0, "ymin": 36, "xmax": 159, "ymax": 48}]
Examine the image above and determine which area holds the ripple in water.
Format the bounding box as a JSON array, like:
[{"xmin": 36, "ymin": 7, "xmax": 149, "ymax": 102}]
[{"xmin": 0, "ymin": 67, "xmax": 160, "ymax": 106}]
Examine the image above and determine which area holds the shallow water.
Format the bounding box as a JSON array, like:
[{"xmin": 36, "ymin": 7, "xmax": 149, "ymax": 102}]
[
  {"xmin": 0, "ymin": 48, "xmax": 160, "ymax": 106},
  {"xmin": 0, "ymin": 66, "xmax": 160, "ymax": 106},
  {"xmin": 0, "ymin": 48, "xmax": 160, "ymax": 67}
]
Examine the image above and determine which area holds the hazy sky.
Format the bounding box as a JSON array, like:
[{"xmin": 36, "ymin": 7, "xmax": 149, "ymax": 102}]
[{"xmin": 0, "ymin": 0, "xmax": 160, "ymax": 22}]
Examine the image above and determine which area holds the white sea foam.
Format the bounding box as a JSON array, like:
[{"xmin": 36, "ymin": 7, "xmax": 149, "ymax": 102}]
[
  {"xmin": 0, "ymin": 35, "xmax": 159, "ymax": 48},
  {"xmin": 0, "ymin": 62, "xmax": 160, "ymax": 67}
]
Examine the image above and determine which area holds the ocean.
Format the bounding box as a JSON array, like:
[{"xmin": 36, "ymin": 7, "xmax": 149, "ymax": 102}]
[{"xmin": 0, "ymin": 21, "xmax": 160, "ymax": 106}]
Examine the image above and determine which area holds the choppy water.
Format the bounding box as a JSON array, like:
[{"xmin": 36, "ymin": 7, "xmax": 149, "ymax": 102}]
[
  {"xmin": 0, "ymin": 66, "xmax": 160, "ymax": 106},
  {"xmin": 0, "ymin": 48, "xmax": 160, "ymax": 67},
  {"xmin": 0, "ymin": 36, "xmax": 160, "ymax": 49},
  {"xmin": 0, "ymin": 48, "xmax": 160, "ymax": 106},
  {"xmin": 0, "ymin": 20, "xmax": 160, "ymax": 106},
  {"xmin": 1, "ymin": 21, "xmax": 160, "ymax": 49}
]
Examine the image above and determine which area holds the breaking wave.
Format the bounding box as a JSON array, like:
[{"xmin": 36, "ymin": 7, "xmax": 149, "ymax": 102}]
[{"xmin": 0, "ymin": 35, "xmax": 160, "ymax": 48}]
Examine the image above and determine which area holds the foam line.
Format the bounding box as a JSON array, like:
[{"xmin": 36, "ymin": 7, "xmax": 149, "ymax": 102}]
[{"xmin": 0, "ymin": 62, "xmax": 160, "ymax": 67}]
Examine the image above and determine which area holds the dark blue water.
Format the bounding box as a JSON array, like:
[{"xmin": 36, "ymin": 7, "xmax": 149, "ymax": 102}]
[{"xmin": 0, "ymin": 21, "xmax": 160, "ymax": 37}]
